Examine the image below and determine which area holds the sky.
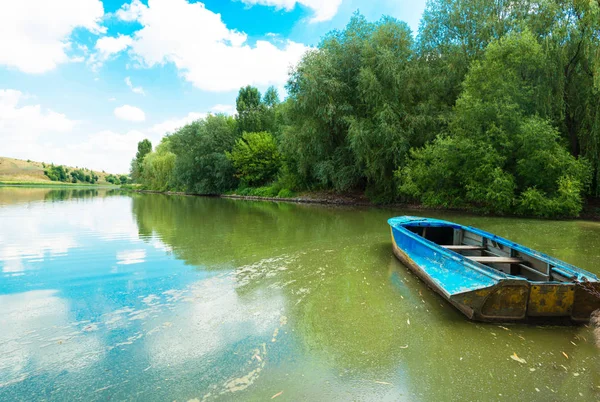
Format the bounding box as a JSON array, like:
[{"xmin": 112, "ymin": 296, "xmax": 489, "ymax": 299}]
[{"xmin": 0, "ymin": 0, "xmax": 428, "ymax": 174}]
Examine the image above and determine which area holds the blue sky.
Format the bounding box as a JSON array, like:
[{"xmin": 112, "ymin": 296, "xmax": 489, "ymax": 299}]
[{"xmin": 0, "ymin": 0, "xmax": 428, "ymax": 173}]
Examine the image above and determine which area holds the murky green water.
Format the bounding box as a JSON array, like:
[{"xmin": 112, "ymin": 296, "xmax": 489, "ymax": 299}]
[{"xmin": 1, "ymin": 187, "xmax": 599, "ymax": 401}]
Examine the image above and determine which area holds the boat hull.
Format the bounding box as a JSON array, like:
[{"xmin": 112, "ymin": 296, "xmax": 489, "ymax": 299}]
[{"xmin": 389, "ymin": 219, "xmax": 600, "ymax": 323}]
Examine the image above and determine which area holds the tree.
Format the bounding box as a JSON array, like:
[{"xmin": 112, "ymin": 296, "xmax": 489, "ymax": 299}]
[
  {"xmin": 136, "ymin": 139, "xmax": 152, "ymax": 162},
  {"xmin": 131, "ymin": 139, "xmax": 152, "ymax": 182},
  {"xmin": 139, "ymin": 138, "xmax": 176, "ymax": 191},
  {"xmin": 227, "ymin": 132, "xmax": 282, "ymax": 187},
  {"xmin": 44, "ymin": 165, "xmax": 68, "ymax": 182},
  {"xmin": 283, "ymin": 14, "xmax": 425, "ymax": 200},
  {"xmin": 170, "ymin": 114, "xmax": 240, "ymax": 194},
  {"xmin": 399, "ymin": 31, "xmax": 590, "ymax": 217},
  {"xmin": 262, "ymin": 86, "xmax": 281, "ymax": 135},
  {"xmin": 263, "ymin": 87, "xmax": 280, "ymax": 108},
  {"xmin": 236, "ymin": 86, "xmax": 264, "ymax": 134}
]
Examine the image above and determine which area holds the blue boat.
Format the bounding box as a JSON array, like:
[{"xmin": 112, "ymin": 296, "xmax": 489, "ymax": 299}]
[{"xmin": 388, "ymin": 216, "xmax": 600, "ymax": 322}]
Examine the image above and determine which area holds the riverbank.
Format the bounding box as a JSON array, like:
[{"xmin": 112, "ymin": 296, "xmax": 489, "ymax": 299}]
[
  {"xmin": 126, "ymin": 187, "xmax": 600, "ymax": 220},
  {"xmin": 0, "ymin": 181, "xmax": 117, "ymax": 187}
]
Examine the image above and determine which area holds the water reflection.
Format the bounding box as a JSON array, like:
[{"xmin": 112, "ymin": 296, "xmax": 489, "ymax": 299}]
[
  {"xmin": 1, "ymin": 188, "xmax": 600, "ymax": 401},
  {"xmin": 0, "ymin": 290, "xmax": 104, "ymax": 388},
  {"xmin": 116, "ymin": 249, "xmax": 146, "ymax": 265}
]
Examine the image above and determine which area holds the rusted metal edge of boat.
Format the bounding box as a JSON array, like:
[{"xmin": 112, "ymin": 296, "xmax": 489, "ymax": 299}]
[{"xmin": 388, "ymin": 216, "xmax": 600, "ymax": 323}]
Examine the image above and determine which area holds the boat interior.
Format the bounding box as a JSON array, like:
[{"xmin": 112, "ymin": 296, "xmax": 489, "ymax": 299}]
[{"xmin": 406, "ymin": 225, "xmax": 576, "ymax": 283}]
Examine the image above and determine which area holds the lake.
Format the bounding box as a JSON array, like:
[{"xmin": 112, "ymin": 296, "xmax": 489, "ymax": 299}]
[{"xmin": 1, "ymin": 187, "xmax": 599, "ymax": 401}]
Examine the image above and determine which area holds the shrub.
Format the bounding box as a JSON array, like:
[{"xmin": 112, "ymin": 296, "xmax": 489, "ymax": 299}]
[
  {"xmin": 277, "ymin": 188, "xmax": 295, "ymax": 198},
  {"xmin": 227, "ymin": 131, "xmax": 282, "ymax": 187}
]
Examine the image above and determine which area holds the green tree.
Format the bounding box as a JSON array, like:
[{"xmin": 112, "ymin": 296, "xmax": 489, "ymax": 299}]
[
  {"xmin": 227, "ymin": 132, "xmax": 282, "ymax": 187},
  {"xmin": 283, "ymin": 14, "xmax": 426, "ymax": 200},
  {"xmin": 140, "ymin": 138, "xmax": 176, "ymax": 191},
  {"xmin": 236, "ymin": 86, "xmax": 264, "ymax": 134},
  {"xmin": 170, "ymin": 114, "xmax": 240, "ymax": 194},
  {"xmin": 262, "ymin": 86, "xmax": 281, "ymax": 135},
  {"xmin": 131, "ymin": 139, "xmax": 152, "ymax": 182},
  {"xmin": 399, "ymin": 31, "xmax": 590, "ymax": 217},
  {"xmin": 44, "ymin": 165, "xmax": 68, "ymax": 182}
]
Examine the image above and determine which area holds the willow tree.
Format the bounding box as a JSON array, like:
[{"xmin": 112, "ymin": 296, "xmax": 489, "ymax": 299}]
[
  {"xmin": 169, "ymin": 114, "xmax": 240, "ymax": 195},
  {"xmin": 418, "ymin": 0, "xmax": 600, "ymax": 194},
  {"xmin": 284, "ymin": 14, "xmax": 427, "ymax": 200},
  {"xmin": 140, "ymin": 137, "xmax": 176, "ymax": 191},
  {"xmin": 537, "ymin": 0, "xmax": 600, "ymax": 194},
  {"xmin": 399, "ymin": 31, "xmax": 590, "ymax": 217}
]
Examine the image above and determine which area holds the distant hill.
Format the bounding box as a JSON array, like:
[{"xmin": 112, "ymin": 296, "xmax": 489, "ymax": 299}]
[{"xmin": 0, "ymin": 157, "xmax": 119, "ymax": 185}]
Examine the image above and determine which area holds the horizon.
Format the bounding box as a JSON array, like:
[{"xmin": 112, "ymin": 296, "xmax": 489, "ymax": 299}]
[{"xmin": 0, "ymin": 0, "xmax": 427, "ymax": 174}]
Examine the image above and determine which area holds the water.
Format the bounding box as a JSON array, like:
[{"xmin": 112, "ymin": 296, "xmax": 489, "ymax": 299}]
[{"xmin": 0, "ymin": 187, "xmax": 599, "ymax": 401}]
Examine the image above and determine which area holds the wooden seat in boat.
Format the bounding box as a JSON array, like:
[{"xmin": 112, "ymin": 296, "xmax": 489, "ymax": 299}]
[
  {"xmin": 442, "ymin": 245, "xmax": 486, "ymax": 251},
  {"xmin": 467, "ymin": 256, "xmax": 524, "ymax": 264}
]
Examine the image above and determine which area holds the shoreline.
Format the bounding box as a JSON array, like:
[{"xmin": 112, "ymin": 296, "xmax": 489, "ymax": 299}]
[
  {"xmin": 0, "ymin": 182, "xmax": 117, "ymax": 188},
  {"xmin": 129, "ymin": 188, "xmax": 600, "ymax": 221}
]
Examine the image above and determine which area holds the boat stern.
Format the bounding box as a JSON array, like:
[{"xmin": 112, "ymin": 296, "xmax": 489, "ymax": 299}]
[
  {"xmin": 451, "ymin": 281, "xmax": 600, "ymax": 323},
  {"xmin": 451, "ymin": 282, "xmax": 530, "ymax": 322}
]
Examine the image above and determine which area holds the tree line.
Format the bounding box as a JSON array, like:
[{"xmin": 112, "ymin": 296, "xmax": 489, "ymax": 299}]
[
  {"xmin": 45, "ymin": 163, "xmax": 129, "ymax": 185},
  {"xmin": 131, "ymin": 0, "xmax": 600, "ymax": 217}
]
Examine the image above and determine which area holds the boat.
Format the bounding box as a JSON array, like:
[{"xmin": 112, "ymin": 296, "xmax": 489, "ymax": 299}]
[{"xmin": 388, "ymin": 216, "xmax": 600, "ymax": 322}]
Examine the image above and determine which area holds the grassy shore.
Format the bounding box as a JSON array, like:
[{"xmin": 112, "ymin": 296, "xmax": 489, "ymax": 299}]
[{"xmin": 0, "ymin": 156, "xmax": 118, "ymax": 185}]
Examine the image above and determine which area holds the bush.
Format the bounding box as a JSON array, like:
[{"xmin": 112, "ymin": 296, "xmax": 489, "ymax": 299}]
[
  {"xmin": 277, "ymin": 188, "xmax": 295, "ymax": 198},
  {"xmin": 44, "ymin": 165, "xmax": 68, "ymax": 182},
  {"xmin": 227, "ymin": 131, "xmax": 282, "ymax": 187},
  {"xmin": 235, "ymin": 186, "xmax": 279, "ymax": 197},
  {"xmin": 106, "ymin": 174, "xmax": 121, "ymax": 185}
]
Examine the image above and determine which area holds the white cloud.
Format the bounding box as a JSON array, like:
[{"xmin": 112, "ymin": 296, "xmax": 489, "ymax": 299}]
[
  {"xmin": 116, "ymin": 0, "xmax": 310, "ymax": 92},
  {"xmin": 0, "ymin": 0, "xmax": 105, "ymax": 73},
  {"xmin": 240, "ymin": 0, "xmax": 343, "ymax": 22},
  {"xmin": 0, "ymin": 291, "xmax": 103, "ymax": 387},
  {"xmin": 71, "ymin": 129, "xmax": 145, "ymax": 154},
  {"xmin": 0, "ymin": 89, "xmax": 77, "ymax": 163},
  {"xmin": 0, "ymin": 203, "xmax": 77, "ymax": 275},
  {"xmin": 125, "ymin": 77, "xmax": 145, "ymax": 95},
  {"xmin": 0, "ymin": 88, "xmax": 226, "ymax": 173},
  {"xmin": 114, "ymin": 105, "xmax": 146, "ymax": 122},
  {"xmin": 211, "ymin": 104, "xmax": 236, "ymax": 115},
  {"xmin": 108, "ymin": 97, "xmax": 117, "ymax": 101},
  {"xmin": 149, "ymin": 111, "xmax": 206, "ymax": 136},
  {"xmin": 145, "ymin": 274, "xmax": 284, "ymax": 367},
  {"xmin": 0, "ymin": 90, "xmax": 77, "ymax": 133},
  {"xmin": 116, "ymin": 249, "xmax": 146, "ymax": 265},
  {"xmin": 89, "ymin": 34, "xmax": 133, "ymax": 69},
  {"xmin": 116, "ymin": 0, "xmax": 146, "ymax": 21}
]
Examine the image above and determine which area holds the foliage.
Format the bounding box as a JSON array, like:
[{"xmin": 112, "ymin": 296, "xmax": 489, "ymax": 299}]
[
  {"xmin": 136, "ymin": 139, "xmax": 152, "ymax": 162},
  {"xmin": 128, "ymin": 5, "xmax": 599, "ymax": 218},
  {"xmin": 398, "ymin": 31, "xmax": 591, "ymax": 217},
  {"xmin": 235, "ymin": 186, "xmax": 279, "ymax": 197},
  {"xmin": 235, "ymin": 85, "xmax": 281, "ymax": 135},
  {"xmin": 105, "ymin": 174, "xmax": 121, "ymax": 185},
  {"xmin": 44, "ymin": 165, "xmax": 68, "ymax": 182},
  {"xmin": 169, "ymin": 114, "xmax": 240, "ymax": 194},
  {"xmin": 131, "ymin": 139, "xmax": 152, "ymax": 182},
  {"xmin": 45, "ymin": 165, "xmax": 98, "ymax": 184},
  {"xmin": 283, "ymin": 14, "xmax": 437, "ymax": 201},
  {"xmin": 227, "ymin": 132, "xmax": 282, "ymax": 187},
  {"xmin": 233, "ymin": 185, "xmax": 295, "ymax": 198},
  {"xmin": 140, "ymin": 138, "xmax": 176, "ymax": 191},
  {"xmin": 277, "ymin": 188, "xmax": 295, "ymax": 198}
]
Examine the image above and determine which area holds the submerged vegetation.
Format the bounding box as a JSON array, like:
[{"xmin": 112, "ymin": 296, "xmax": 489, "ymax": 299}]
[{"xmin": 132, "ymin": 0, "xmax": 600, "ymax": 218}]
